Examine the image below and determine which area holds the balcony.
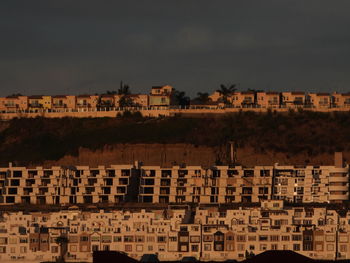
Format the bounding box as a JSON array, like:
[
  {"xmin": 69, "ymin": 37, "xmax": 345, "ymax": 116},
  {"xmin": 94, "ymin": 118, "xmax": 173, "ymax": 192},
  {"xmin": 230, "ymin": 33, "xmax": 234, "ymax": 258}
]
[
  {"xmin": 4, "ymin": 104, "xmax": 18, "ymax": 108},
  {"xmin": 329, "ymin": 185, "xmax": 348, "ymax": 191},
  {"xmin": 76, "ymin": 103, "xmax": 91, "ymax": 108},
  {"xmin": 329, "ymin": 176, "xmax": 348, "ymax": 183},
  {"xmin": 329, "ymin": 194, "xmax": 349, "ymax": 201},
  {"xmin": 29, "ymin": 103, "xmax": 43, "ymax": 108},
  {"xmin": 52, "ymin": 103, "xmax": 67, "ymax": 108}
]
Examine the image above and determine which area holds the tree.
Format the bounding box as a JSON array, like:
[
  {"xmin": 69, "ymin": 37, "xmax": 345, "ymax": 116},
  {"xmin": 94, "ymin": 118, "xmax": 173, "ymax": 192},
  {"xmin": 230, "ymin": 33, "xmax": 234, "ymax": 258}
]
[
  {"xmin": 105, "ymin": 90, "xmax": 117, "ymax": 95},
  {"xmin": 216, "ymin": 84, "xmax": 237, "ymax": 104},
  {"xmin": 8, "ymin": 93, "xmax": 23, "ymax": 97},
  {"xmin": 119, "ymin": 95, "xmax": 135, "ymax": 108},
  {"xmin": 118, "ymin": 81, "xmax": 131, "ymax": 95},
  {"xmin": 55, "ymin": 235, "xmax": 69, "ymax": 263},
  {"xmin": 192, "ymin": 92, "xmax": 211, "ymax": 105},
  {"xmin": 172, "ymin": 89, "xmax": 190, "ymax": 107}
]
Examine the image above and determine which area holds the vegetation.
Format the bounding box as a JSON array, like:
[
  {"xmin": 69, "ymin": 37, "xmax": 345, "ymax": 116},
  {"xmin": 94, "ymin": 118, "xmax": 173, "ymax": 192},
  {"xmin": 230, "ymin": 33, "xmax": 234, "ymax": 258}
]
[
  {"xmin": 192, "ymin": 92, "xmax": 212, "ymax": 105},
  {"xmin": 216, "ymin": 83, "xmax": 237, "ymax": 104},
  {"xmin": 172, "ymin": 89, "xmax": 190, "ymax": 106},
  {"xmin": 1, "ymin": 111, "xmax": 350, "ymax": 165}
]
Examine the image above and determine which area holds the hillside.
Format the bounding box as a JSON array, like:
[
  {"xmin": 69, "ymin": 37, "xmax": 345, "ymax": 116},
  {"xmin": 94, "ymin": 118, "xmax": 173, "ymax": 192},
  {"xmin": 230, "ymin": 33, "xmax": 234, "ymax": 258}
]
[{"xmin": 1, "ymin": 111, "xmax": 350, "ymax": 167}]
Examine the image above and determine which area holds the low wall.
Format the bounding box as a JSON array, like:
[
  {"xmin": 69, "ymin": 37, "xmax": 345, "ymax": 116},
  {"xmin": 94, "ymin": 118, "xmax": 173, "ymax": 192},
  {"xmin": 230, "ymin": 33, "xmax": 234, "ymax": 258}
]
[{"xmin": 0, "ymin": 106, "xmax": 349, "ymax": 120}]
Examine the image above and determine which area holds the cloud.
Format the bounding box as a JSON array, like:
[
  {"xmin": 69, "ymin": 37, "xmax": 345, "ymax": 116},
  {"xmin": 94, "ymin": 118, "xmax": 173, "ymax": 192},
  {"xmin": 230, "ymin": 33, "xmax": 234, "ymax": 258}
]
[
  {"xmin": 167, "ymin": 26, "xmax": 213, "ymax": 52},
  {"xmin": 1, "ymin": 0, "xmax": 350, "ymax": 97}
]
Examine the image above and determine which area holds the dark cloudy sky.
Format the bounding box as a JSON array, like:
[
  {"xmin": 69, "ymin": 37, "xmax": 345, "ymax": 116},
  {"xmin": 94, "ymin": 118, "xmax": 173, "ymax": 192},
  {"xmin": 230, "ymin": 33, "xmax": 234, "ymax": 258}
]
[{"xmin": 1, "ymin": 1, "xmax": 350, "ymax": 97}]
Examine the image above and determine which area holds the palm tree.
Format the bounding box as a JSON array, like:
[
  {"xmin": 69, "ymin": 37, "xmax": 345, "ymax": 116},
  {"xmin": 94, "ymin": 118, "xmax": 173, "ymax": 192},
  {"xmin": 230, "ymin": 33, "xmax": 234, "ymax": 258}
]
[
  {"xmin": 105, "ymin": 90, "xmax": 117, "ymax": 95},
  {"xmin": 193, "ymin": 92, "xmax": 211, "ymax": 105},
  {"xmin": 118, "ymin": 81, "xmax": 131, "ymax": 95},
  {"xmin": 119, "ymin": 95, "xmax": 135, "ymax": 107},
  {"xmin": 217, "ymin": 84, "xmax": 237, "ymax": 104},
  {"xmin": 117, "ymin": 81, "xmax": 133, "ymax": 108},
  {"xmin": 55, "ymin": 235, "xmax": 69, "ymax": 263},
  {"xmin": 172, "ymin": 89, "xmax": 190, "ymax": 107}
]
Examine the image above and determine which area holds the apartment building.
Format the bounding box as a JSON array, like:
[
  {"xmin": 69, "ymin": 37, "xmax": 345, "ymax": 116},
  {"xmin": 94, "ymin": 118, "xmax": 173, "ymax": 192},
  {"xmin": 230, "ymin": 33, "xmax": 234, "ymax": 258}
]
[
  {"xmin": 257, "ymin": 92, "xmax": 280, "ymax": 108},
  {"xmin": 51, "ymin": 95, "xmax": 76, "ymax": 110},
  {"xmin": 4, "ymin": 87, "xmax": 350, "ymax": 116},
  {"xmin": 76, "ymin": 95, "xmax": 99, "ymax": 109},
  {"xmin": 27, "ymin": 96, "xmax": 52, "ymax": 110},
  {"xmin": 272, "ymin": 152, "xmax": 349, "ymax": 203},
  {"xmin": 0, "ymin": 95, "xmax": 28, "ymax": 112},
  {"xmin": 332, "ymin": 92, "xmax": 350, "ymax": 108},
  {"xmin": 0, "ymin": 154, "xmax": 347, "ymax": 206},
  {"xmin": 281, "ymin": 92, "xmax": 305, "ymax": 107},
  {"xmin": 0, "ymin": 201, "xmax": 349, "ymax": 262},
  {"xmin": 307, "ymin": 93, "xmax": 331, "ymax": 108},
  {"xmin": 229, "ymin": 91, "xmax": 255, "ymax": 107},
  {"xmin": 0, "ymin": 164, "xmax": 138, "ymax": 205},
  {"xmin": 150, "ymin": 85, "xmax": 173, "ymax": 96}
]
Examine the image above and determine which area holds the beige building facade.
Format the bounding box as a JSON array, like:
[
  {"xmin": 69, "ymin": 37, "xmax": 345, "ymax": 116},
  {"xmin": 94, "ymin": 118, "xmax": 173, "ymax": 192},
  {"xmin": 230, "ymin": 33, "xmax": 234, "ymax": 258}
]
[
  {"xmin": 0, "ymin": 154, "xmax": 348, "ymax": 206},
  {"xmin": 0, "ymin": 202, "xmax": 349, "ymax": 262}
]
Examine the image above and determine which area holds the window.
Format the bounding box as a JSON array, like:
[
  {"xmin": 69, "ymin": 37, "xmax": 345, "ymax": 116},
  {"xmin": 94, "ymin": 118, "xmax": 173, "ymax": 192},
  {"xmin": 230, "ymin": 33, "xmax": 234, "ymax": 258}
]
[
  {"xmin": 180, "ymin": 245, "xmax": 188, "ymax": 252},
  {"xmin": 340, "ymin": 235, "xmax": 348, "ymax": 243},
  {"xmin": 303, "ymin": 244, "xmax": 312, "ymax": 251},
  {"xmin": 214, "ymin": 234, "xmax": 224, "ymax": 242},
  {"xmin": 237, "ymin": 244, "xmax": 245, "ymax": 251},
  {"xmin": 215, "ymin": 244, "xmax": 223, "ymax": 251},
  {"xmin": 92, "ymin": 245, "xmax": 99, "ymax": 251},
  {"xmin": 203, "ymin": 235, "xmax": 213, "ymax": 242},
  {"xmin": 191, "ymin": 245, "xmax": 199, "ymax": 252},
  {"xmin": 204, "ymin": 244, "xmax": 211, "ymax": 251},
  {"xmin": 157, "ymin": 236, "xmax": 166, "ymax": 243},
  {"xmin": 227, "ymin": 244, "xmax": 234, "ymax": 251},
  {"xmin": 124, "ymin": 236, "xmax": 134, "ymax": 242},
  {"xmin": 293, "ymin": 244, "xmax": 300, "ymax": 251},
  {"xmin": 292, "ymin": 235, "xmax": 302, "ymax": 241},
  {"xmin": 147, "ymin": 236, "xmax": 155, "ymax": 242},
  {"xmin": 281, "ymin": 236, "xmax": 290, "ymax": 241},
  {"xmin": 340, "ymin": 245, "xmax": 347, "ymax": 252},
  {"xmin": 190, "ymin": 236, "xmax": 200, "ymax": 243},
  {"xmin": 248, "ymin": 236, "xmax": 256, "ymax": 241},
  {"xmin": 125, "ymin": 245, "xmax": 132, "ymax": 252},
  {"xmin": 326, "ymin": 235, "xmax": 335, "ymax": 242},
  {"xmin": 136, "ymin": 245, "xmax": 143, "ymax": 252},
  {"xmin": 226, "ymin": 235, "xmax": 234, "ymax": 241},
  {"xmin": 236, "ymin": 235, "xmax": 246, "ymax": 242},
  {"xmin": 271, "ymin": 244, "xmax": 278, "ymax": 250},
  {"xmin": 0, "ymin": 246, "xmax": 6, "ymax": 253},
  {"xmin": 20, "ymin": 246, "xmax": 27, "ymax": 253},
  {"xmin": 70, "ymin": 245, "xmax": 77, "ymax": 252},
  {"xmin": 260, "ymin": 244, "xmax": 267, "ymax": 251},
  {"xmin": 135, "ymin": 236, "xmax": 144, "ymax": 243},
  {"xmin": 259, "ymin": 236, "xmax": 268, "ymax": 241},
  {"xmin": 270, "ymin": 235, "xmax": 279, "ymax": 242},
  {"xmin": 314, "ymin": 235, "xmax": 323, "ymax": 242},
  {"xmin": 113, "ymin": 236, "xmax": 122, "ymax": 242},
  {"xmin": 303, "ymin": 235, "xmax": 312, "ymax": 241},
  {"xmin": 80, "ymin": 236, "xmax": 89, "ymax": 242},
  {"xmin": 179, "ymin": 236, "xmax": 189, "ymax": 242},
  {"xmin": 327, "ymin": 244, "xmax": 334, "ymax": 251}
]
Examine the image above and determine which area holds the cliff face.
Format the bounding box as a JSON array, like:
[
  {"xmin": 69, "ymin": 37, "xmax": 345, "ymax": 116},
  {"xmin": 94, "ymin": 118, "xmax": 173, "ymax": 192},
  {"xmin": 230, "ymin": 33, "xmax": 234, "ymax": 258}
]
[
  {"xmin": 2, "ymin": 112, "xmax": 350, "ymax": 167},
  {"xmin": 43, "ymin": 144, "xmax": 219, "ymax": 167},
  {"xmin": 41, "ymin": 143, "xmax": 342, "ymax": 168}
]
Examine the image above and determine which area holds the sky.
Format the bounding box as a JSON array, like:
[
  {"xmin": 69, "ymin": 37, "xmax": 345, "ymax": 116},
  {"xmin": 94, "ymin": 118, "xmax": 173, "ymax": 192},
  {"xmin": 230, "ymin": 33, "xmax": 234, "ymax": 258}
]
[{"xmin": 1, "ymin": 0, "xmax": 350, "ymax": 97}]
